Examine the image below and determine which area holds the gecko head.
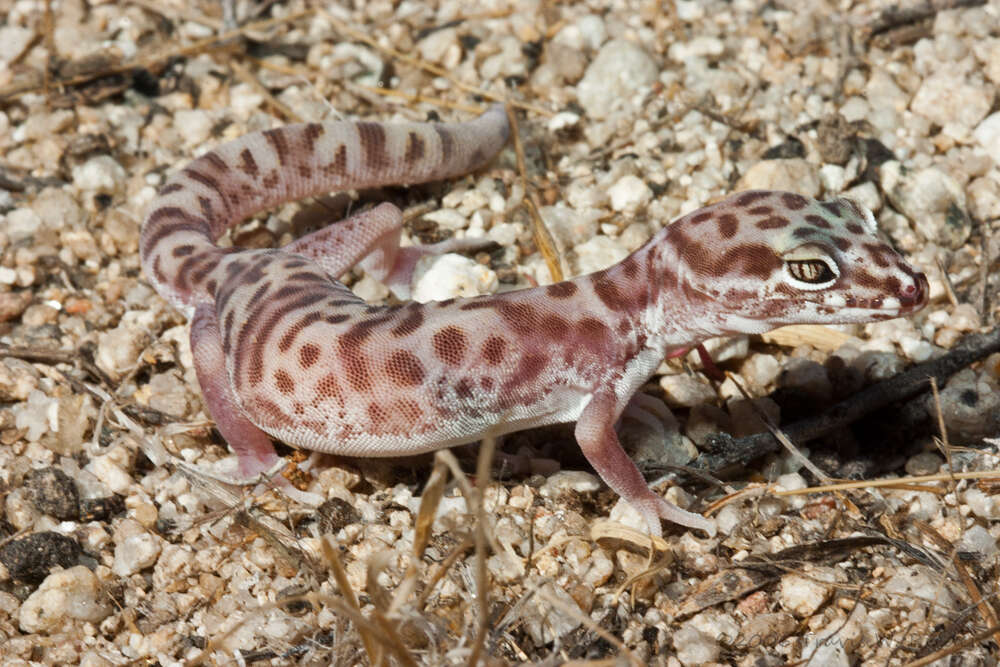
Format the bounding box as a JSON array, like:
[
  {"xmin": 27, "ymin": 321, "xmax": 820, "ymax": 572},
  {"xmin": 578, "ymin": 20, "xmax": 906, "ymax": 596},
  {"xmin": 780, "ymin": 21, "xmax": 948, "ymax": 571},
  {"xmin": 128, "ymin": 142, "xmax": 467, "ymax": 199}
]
[{"xmin": 667, "ymin": 190, "xmax": 928, "ymax": 333}]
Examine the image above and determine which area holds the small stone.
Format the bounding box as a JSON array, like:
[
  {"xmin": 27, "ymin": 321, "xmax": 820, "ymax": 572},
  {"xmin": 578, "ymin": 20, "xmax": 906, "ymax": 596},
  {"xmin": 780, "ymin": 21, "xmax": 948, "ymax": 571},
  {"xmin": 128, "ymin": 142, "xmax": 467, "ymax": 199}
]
[
  {"xmin": 608, "ymin": 174, "xmax": 653, "ymax": 212},
  {"xmin": 96, "ymin": 321, "xmax": 152, "ymax": 378},
  {"xmin": 5, "ymin": 208, "xmax": 42, "ymax": 242},
  {"xmin": 146, "ymin": 371, "xmax": 191, "ymax": 418},
  {"xmin": 72, "ymin": 156, "xmax": 127, "ymax": 196},
  {"xmin": 26, "ymin": 467, "xmax": 80, "ymax": 520},
  {"xmin": 541, "ymin": 204, "xmax": 601, "ymax": 248},
  {"xmin": 958, "ymin": 524, "xmax": 997, "ymax": 557},
  {"xmin": 904, "ymin": 452, "xmax": 943, "ymax": 476},
  {"xmin": 672, "ymin": 622, "xmax": 720, "ymax": 666},
  {"xmin": 173, "ymin": 109, "xmax": 214, "ymax": 148},
  {"xmin": 539, "ymin": 470, "xmax": 600, "ymax": 496},
  {"xmin": 778, "ymin": 358, "xmax": 832, "ymax": 402},
  {"xmin": 0, "ymin": 25, "xmax": 34, "ymax": 64},
  {"xmin": 973, "ymin": 112, "xmax": 1000, "ymax": 167},
  {"xmin": 934, "ymin": 370, "xmax": 1000, "ymax": 439},
  {"xmin": 0, "ymin": 290, "xmax": 32, "ymax": 322},
  {"xmin": 880, "ymin": 161, "xmax": 971, "ymax": 250},
  {"xmin": 570, "ymin": 235, "xmax": 628, "ymax": 275},
  {"xmin": 883, "ymin": 565, "xmax": 957, "ymax": 609},
  {"xmin": 18, "ymin": 565, "xmax": 112, "ymax": 633},
  {"xmin": 668, "ymin": 35, "xmax": 724, "ymax": 62},
  {"xmin": 416, "ymin": 27, "xmax": 460, "ymax": 67},
  {"xmin": 0, "ymin": 531, "xmax": 82, "ymax": 584},
  {"xmin": 738, "ymin": 611, "xmax": 797, "ymax": 647},
  {"xmin": 965, "ymin": 488, "xmax": 1000, "ymax": 520},
  {"xmin": 660, "ymin": 373, "xmax": 716, "ymax": 408},
  {"xmin": 910, "ymin": 68, "xmax": 993, "ymax": 140},
  {"xmin": 112, "ymin": 521, "xmax": 162, "ymax": 576},
  {"xmin": 316, "ymin": 498, "xmax": 361, "ymax": 534},
  {"xmin": 736, "ymin": 159, "xmax": 821, "ymax": 197},
  {"xmin": 522, "ymin": 581, "xmax": 582, "ymax": 644},
  {"xmin": 779, "ymin": 570, "xmax": 835, "ymax": 617},
  {"xmin": 411, "ymin": 253, "xmax": 497, "ymax": 302},
  {"xmin": 576, "ymin": 39, "xmax": 659, "ymax": 119}
]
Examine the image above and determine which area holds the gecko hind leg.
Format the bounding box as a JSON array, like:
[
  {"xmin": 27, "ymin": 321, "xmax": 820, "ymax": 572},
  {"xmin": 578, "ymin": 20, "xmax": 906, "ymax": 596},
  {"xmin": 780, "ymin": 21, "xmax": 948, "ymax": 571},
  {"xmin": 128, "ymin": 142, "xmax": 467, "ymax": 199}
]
[
  {"xmin": 284, "ymin": 201, "xmax": 492, "ymax": 300},
  {"xmin": 189, "ymin": 303, "xmax": 321, "ymax": 504}
]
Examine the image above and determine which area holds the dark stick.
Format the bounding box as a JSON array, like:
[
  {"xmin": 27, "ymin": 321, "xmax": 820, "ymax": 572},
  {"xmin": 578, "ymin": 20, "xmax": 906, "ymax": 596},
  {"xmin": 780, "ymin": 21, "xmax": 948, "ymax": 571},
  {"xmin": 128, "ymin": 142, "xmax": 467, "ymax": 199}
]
[{"xmin": 691, "ymin": 327, "xmax": 1000, "ymax": 472}]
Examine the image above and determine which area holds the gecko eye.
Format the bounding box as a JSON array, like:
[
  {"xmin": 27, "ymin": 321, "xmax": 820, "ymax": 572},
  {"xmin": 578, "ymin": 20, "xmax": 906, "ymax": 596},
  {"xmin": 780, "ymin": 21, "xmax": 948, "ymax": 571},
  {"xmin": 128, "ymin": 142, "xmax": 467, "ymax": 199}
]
[{"xmin": 786, "ymin": 259, "xmax": 836, "ymax": 284}]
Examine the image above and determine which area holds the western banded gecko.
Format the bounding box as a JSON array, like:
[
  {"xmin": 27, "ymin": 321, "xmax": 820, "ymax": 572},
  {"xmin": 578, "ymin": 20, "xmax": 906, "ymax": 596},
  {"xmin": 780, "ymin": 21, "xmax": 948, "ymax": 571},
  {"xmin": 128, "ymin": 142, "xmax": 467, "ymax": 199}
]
[{"xmin": 140, "ymin": 104, "xmax": 928, "ymax": 537}]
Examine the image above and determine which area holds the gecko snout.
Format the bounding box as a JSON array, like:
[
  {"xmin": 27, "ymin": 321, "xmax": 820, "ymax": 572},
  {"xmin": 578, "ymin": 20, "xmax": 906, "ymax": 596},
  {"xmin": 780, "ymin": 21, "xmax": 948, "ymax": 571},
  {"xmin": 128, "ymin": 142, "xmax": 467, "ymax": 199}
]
[{"xmin": 896, "ymin": 270, "xmax": 929, "ymax": 311}]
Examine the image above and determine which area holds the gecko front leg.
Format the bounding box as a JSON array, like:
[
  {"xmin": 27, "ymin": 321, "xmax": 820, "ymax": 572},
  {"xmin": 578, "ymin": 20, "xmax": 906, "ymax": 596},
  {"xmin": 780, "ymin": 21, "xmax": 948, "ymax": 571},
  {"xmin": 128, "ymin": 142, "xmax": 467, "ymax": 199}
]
[{"xmin": 576, "ymin": 391, "xmax": 716, "ymax": 538}]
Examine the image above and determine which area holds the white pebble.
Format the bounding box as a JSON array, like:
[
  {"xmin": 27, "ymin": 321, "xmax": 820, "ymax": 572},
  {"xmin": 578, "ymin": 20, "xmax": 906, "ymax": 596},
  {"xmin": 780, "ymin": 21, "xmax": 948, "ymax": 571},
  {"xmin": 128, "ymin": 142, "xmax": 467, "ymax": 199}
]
[
  {"xmin": 411, "ymin": 254, "xmax": 497, "ymax": 303},
  {"xmin": 72, "ymin": 156, "xmax": 127, "ymax": 195},
  {"xmin": 957, "ymin": 524, "xmax": 997, "ymax": 557},
  {"xmin": 660, "ymin": 373, "xmax": 716, "ymax": 408},
  {"xmin": 672, "ymin": 623, "xmax": 720, "ymax": 666},
  {"xmin": 571, "ymin": 235, "xmax": 628, "ymax": 274},
  {"xmin": 736, "ymin": 159, "xmax": 821, "ymax": 197},
  {"xmin": 910, "ymin": 68, "xmax": 993, "ymax": 140},
  {"xmin": 174, "ymin": 109, "xmax": 214, "ymax": 148},
  {"xmin": 608, "ymin": 174, "xmax": 653, "ymax": 212},
  {"xmin": 973, "ymin": 112, "xmax": 1000, "ymax": 167},
  {"xmin": 113, "ymin": 531, "xmax": 162, "ymax": 576},
  {"xmin": 779, "ymin": 571, "xmax": 834, "ymax": 618},
  {"xmin": 96, "ymin": 322, "xmax": 150, "ymax": 378},
  {"xmin": 18, "ymin": 566, "xmax": 112, "ymax": 633},
  {"xmin": 4, "ymin": 208, "xmax": 42, "ymax": 243},
  {"xmin": 539, "ymin": 470, "xmax": 600, "ymax": 495},
  {"xmin": 576, "ymin": 39, "xmax": 658, "ymax": 119}
]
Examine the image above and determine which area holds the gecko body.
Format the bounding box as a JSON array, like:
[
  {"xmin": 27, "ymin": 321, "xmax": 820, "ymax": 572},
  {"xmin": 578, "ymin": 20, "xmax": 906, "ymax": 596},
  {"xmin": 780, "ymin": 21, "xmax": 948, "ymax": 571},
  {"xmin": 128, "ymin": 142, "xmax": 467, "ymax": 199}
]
[{"xmin": 141, "ymin": 105, "xmax": 928, "ymax": 537}]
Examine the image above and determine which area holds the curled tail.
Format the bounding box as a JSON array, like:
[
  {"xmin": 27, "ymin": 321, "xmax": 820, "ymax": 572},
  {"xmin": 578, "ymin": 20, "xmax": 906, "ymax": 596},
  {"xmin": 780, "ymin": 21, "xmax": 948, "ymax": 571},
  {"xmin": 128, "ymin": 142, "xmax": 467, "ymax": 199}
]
[{"xmin": 140, "ymin": 104, "xmax": 511, "ymax": 310}]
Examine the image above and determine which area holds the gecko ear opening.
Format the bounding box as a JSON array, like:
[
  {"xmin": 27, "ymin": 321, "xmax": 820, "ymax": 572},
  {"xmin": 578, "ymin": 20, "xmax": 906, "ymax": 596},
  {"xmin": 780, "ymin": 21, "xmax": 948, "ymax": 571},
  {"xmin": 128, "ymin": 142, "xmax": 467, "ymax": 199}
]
[{"xmin": 782, "ymin": 244, "xmax": 839, "ymax": 290}]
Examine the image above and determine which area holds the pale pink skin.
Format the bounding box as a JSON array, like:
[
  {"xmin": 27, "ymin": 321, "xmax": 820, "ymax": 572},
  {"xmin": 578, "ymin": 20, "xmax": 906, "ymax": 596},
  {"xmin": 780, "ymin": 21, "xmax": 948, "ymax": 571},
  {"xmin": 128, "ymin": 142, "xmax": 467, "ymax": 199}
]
[{"xmin": 140, "ymin": 105, "xmax": 928, "ymax": 537}]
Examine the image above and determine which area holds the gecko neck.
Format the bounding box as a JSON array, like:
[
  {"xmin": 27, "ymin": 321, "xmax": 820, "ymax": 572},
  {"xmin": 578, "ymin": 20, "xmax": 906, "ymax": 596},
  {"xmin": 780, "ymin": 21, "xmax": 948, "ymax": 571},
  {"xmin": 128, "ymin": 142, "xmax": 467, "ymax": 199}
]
[{"xmin": 600, "ymin": 228, "xmax": 733, "ymax": 353}]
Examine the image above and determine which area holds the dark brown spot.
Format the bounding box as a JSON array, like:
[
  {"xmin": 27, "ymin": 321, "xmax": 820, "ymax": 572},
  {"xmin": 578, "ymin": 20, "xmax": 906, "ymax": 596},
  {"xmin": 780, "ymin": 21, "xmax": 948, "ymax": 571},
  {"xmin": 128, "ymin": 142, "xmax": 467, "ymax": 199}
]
[
  {"xmin": 846, "ymin": 222, "xmax": 864, "ymax": 234},
  {"xmin": 274, "ymin": 369, "xmax": 295, "ymax": 394},
  {"xmin": 756, "ymin": 216, "xmax": 790, "ymax": 230},
  {"xmin": 432, "ymin": 326, "xmax": 468, "ymax": 365},
  {"xmin": 690, "ymin": 211, "xmax": 714, "ymax": 224},
  {"xmin": 884, "ymin": 275, "xmax": 901, "ymax": 294},
  {"xmin": 299, "ymin": 343, "xmax": 320, "ymax": 368},
  {"xmin": 391, "ymin": 306, "xmax": 425, "ymax": 337},
  {"xmin": 315, "ymin": 372, "xmax": 342, "ymax": 402},
  {"xmin": 203, "ymin": 151, "xmax": 229, "ymax": 172},
  {"xmin": 255, "ymin": 398, "xmax": 294, "ymax": 429},
  {"xmin": 404, "ymin": 131, "xmax": 426, "ymax": 165},
  {"xmin": 326, "ymin": 314, "xmax": 350, "ymax": 324},
  {"xmin": 482, "ymin": 336, "xmax": 507, "ymax": 365},
  {"xmin": 238, "ymin": 148, "xmax": 259, "ymax": 178},
  {"xmin": 820, "ymin": 201, "xmax": 842, "ymax": 218},
  {"xmin": 172, "ymin": 244, "xmax": 195, "ymax": 257},
  {"xmin": 496, "ymin": 300, "xmax": 537, "ymax": 335},
  {"xmin": 367, "ymin": 402, "xmax": 389, "ymax": 426},
  {"xmin": 262, "ymin": 170, "xmax": 280, "ymax": 190},
  {"xmin": 620, "ymin": 255, "xmax": 640, "ymax": 279},
  {"xmin": 781, "ymin": 193, "xmax": 809, "ymax": 210},
  {"xmin": 435, "ymin": 125, "xmax": 455, "ymax": 163},
  {"xmin": 324, "ymin": 144, "xmax": 348, "ymax": 176},
  {"xmin": 263, "ymin": 128, "xmax": 290, "ymax": 166},
  {"xmin": 717, "ymin": 213, "xmax": 738, "ymax": 238},
  {"xmin": 578, "ymin": 317, "xmax": 611, "ymax": 352},
  {"xmin": 302, "ymin": 123, "xmax": 324, "ymax": 149},
  {"xmin": 540, "ymin": 313, "xmax": 570, "ymax": 338},
  {"xmin": 805, "ymin": 214, "xmax": 831, "ymax": 229},
  {"xmin": 853, "ymin": 269, "xmax": 882, "ymax": 289},
  {"xmin": 503, "ymin": 353, "xmax": 548, "ymax": 392},
  {"xmin": 455, "ymin": 378, "xmax": 475, "ymax": 399},
  {"xmin": 724, "ymin": 243, "xmax": 781, "ymax": 280},
  {"xmin": 832, "ymin": 237, "xmax": 851, "ymax": 251},
  {"xmin": 157, "ymin": 182, "xmax": 184, "ymax": 196},
  {"xmin": 591, "ymin": 273, "xmax": 627, "ymax": 311},
  {"xmin": 793, "ymin": 227, "xmax": 819, "ymax": 239},
  {"xmin": 385, "ymin": 350, "xmax": 426, "ymax": 386},
  {"xmin": 735, "ymin": 191, "xmax": 770, "ymax": 207},
  {"xmin": 748, "ymin": 206, "xmax": 773, "ymax": 216},
  {"xmin": 278, "ymin": 311, "xmax": 323, "ymax": 352},
  {"xmin": 357, "ymin": 122, "xmax": 389, "ymax": 171},
  {"xmin": 546, "ymin": 282, "xmax": 578, "ymax": 298}
]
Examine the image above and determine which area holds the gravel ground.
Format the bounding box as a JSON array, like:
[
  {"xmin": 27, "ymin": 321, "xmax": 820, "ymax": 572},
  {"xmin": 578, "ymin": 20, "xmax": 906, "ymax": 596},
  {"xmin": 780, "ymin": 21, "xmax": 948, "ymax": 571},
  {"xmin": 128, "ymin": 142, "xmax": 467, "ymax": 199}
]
[{"xmin": 1, "ymin": 0, "xmax": 1000, "ymax": 664}]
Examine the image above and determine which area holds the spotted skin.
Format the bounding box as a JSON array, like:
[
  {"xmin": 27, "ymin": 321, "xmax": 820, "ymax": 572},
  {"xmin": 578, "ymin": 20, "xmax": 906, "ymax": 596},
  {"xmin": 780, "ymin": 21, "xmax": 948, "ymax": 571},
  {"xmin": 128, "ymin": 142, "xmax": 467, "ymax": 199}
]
[{"xmin": 140, "ymin": 104, "xmax": 928, "ymax": 538}]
